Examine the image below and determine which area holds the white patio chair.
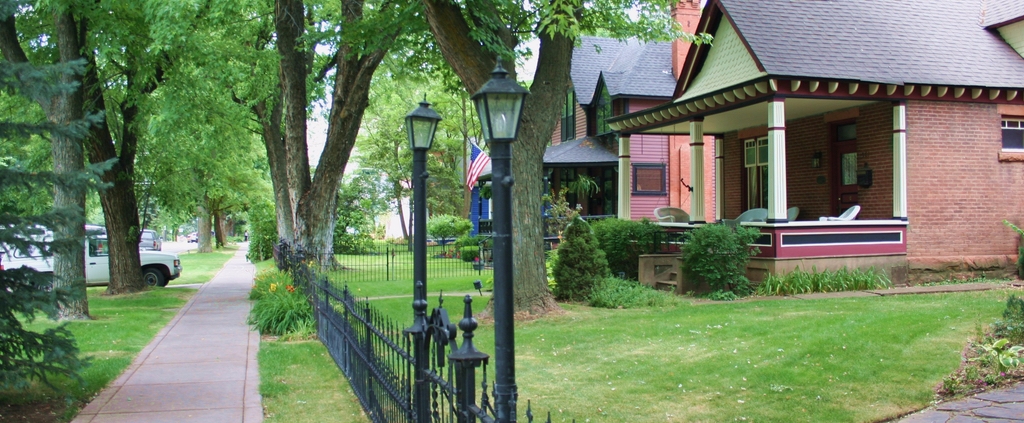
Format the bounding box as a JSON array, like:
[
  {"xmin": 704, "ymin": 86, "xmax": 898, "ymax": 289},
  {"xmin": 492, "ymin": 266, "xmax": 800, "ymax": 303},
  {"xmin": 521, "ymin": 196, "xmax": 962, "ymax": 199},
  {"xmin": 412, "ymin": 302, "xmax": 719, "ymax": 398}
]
[
  {"xmin": 819, "ymin": 205, "xmax": 861, "ymax": 221},
  {"xmin": 654, "ymin": 207, "xmax": 689, "ymax": 223},
  {"xmin": 723, "ymin": 208, "xmax": 768, "ymax": 227},
  {"xmin": 787, "ymin": 207, "xmax": 800, "ymax": 221}
]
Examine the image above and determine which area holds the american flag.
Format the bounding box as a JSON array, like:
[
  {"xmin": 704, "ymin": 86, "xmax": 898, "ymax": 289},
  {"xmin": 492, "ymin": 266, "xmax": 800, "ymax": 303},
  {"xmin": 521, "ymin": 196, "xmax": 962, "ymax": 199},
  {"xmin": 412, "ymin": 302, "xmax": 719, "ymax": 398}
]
[{"xmin": 466, "ymin": 142, "xmax": 490, "ymax": 189}]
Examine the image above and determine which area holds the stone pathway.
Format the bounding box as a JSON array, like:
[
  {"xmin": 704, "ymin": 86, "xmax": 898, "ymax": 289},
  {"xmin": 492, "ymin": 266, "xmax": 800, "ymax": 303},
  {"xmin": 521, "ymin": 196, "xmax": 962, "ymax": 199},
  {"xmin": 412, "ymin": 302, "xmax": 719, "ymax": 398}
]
[
  {"xmin": 899, "ymin": 385, "xmax": 1024, "ymax": 422},
  {"xmin": 72, "ymin": 247, "xmax": 261, "ymax": 423}
]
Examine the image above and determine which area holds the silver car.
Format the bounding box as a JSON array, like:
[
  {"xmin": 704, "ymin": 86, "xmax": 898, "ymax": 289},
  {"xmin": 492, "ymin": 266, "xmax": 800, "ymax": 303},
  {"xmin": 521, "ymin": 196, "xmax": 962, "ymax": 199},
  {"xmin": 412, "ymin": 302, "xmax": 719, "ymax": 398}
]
[{"xmin": 139, "ymin": 229, "xmax": 162, "ymax": 251}]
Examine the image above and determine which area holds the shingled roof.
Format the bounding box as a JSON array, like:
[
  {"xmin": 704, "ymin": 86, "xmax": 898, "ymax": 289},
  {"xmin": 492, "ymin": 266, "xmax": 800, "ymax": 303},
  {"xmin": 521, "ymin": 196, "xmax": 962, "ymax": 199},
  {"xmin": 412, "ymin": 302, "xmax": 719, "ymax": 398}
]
[
  {"xmin": 572, "ymin": 36, "xmax": 676, "ymax": 107},
  {"xmin": 543, "ymin": 137, "xmax": 618, "ymax": 167},
  {"xmin": 984, "ymin": 1, "xmax": 1024, "ymax": 28},
  {"xmin": 701, "ymin": 0, "xmax": 1024, "ymax": 89}
]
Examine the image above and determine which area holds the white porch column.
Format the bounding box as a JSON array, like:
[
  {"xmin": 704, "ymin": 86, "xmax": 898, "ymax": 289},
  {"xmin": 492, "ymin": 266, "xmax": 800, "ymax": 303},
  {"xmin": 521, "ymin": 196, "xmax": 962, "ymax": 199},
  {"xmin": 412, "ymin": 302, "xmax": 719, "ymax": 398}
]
[
  {"xmin": 618, "ymin": 134, "xmax": 631, "ymax": 219},
  {"xmin": 689, "ymin": 119, "xmax": 706, "ymax": 223},
  {"xmin": 893, "ymin": 101, "xmax": 908, "ymax": 220},
  {"xmin": 715, "ymin": 136, "xmax": 723, "ymax": 222},
  {"xmin": 767, "ymin": 98, "xmax": 788, "ymax": 223}
]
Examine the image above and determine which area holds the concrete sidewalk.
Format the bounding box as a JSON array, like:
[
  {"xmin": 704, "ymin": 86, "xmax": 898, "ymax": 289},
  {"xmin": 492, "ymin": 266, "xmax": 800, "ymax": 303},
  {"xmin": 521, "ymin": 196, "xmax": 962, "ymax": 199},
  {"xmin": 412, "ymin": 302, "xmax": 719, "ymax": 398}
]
[{"xmin": 73, "ymin": 247, "xmax": 262, "ymax": 423}]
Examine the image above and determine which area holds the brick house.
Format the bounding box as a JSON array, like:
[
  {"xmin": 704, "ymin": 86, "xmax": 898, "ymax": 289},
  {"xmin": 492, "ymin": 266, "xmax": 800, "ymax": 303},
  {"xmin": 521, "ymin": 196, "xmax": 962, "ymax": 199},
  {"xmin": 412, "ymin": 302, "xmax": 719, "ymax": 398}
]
[
  {"xmin": 548, "ymin": 0, "xmax": 715, "ymax": 221},
  {"xmin": 611, "ymin": 0, "xmax": 1024, "ymax": 283}
]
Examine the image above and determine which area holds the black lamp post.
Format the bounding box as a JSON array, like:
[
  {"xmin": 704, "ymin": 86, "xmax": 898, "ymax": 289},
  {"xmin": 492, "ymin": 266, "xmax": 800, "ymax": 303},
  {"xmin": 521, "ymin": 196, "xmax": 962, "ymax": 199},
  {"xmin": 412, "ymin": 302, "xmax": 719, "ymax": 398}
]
[
  {"xmin": 471, "ymin": 59, "xmax": 529, "ymax": 423},
  {"xmin": 404, "ymin": 98, "xmax": 441, "ymax": 421}
]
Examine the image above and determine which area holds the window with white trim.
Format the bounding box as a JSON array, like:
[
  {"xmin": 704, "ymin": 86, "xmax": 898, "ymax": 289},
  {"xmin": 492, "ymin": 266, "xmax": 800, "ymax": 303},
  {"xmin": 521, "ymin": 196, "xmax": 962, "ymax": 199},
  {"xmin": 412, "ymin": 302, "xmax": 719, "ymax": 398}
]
[
  {"xmin": 745, "ymin": 138, "xmax": 768, "ymax": 209},
  {"xmin": 1003, "ymin": 119, "xmax": 1024, "ymax": 150}
]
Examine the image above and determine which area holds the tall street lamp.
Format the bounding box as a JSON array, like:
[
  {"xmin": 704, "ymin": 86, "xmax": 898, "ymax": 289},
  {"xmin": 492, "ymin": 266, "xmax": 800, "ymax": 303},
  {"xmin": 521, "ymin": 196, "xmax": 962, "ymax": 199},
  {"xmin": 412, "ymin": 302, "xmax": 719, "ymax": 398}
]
[
  {"xmin": 471, "ymin": 59, "xmax": 529, "ymax": 423},
  {"xmin": 404, "ymin": 97, "xmax": 441, "ymax": 421}
]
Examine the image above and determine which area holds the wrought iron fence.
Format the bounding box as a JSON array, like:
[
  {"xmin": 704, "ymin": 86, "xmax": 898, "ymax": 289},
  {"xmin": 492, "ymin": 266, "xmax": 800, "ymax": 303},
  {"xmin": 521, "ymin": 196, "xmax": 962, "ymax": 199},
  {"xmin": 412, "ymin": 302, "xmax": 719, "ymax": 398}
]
[
  {"xmin": 280, "ymin": 243, "xmax": 567, "ymax": 423},
  {"xmin": 301, "ymin": 240, "xmax": 493, "ymax": 284}
]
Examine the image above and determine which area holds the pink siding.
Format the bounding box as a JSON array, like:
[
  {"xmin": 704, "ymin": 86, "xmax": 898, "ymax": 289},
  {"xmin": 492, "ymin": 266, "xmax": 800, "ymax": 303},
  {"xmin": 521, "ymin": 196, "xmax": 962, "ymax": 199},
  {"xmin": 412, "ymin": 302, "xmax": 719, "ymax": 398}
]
[
  {"xmin": 628, "ymin": 99, "xmax": 666, "ymax": 113},
  {"xmin": 629, "ymin": 134, "xmax": 670, "ymax": 220}
]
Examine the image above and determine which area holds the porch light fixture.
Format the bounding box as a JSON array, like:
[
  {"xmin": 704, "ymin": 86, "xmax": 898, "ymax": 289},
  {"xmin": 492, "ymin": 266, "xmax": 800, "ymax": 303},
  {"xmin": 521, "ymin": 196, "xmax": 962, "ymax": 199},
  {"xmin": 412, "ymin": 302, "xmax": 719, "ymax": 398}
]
[
  {"xmin": 812, "ymin": 151, "xmax": 822, "ymax": 168},
  {"xmin": 472, "ymin": 59, "xmax": 529, "ymax": 144}
]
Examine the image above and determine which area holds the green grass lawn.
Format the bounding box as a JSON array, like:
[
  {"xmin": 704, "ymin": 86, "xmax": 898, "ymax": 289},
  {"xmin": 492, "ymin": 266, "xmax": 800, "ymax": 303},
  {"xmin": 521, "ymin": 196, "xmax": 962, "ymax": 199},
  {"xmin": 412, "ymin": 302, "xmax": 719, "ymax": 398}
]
[
  {"xmin": 258, "ymin": 340, "xmax": 368, "ymax": 422},
  {"xmin": 168, "ymin": 247, "xmax": 236, "ymax": 285},
  {"xmin": 1, "ymin": 287, "xmax": 195, "ymax": 420},
  {"xmin": 309, "ymin": 275, "xmax": 1013, "ymax": 422}
]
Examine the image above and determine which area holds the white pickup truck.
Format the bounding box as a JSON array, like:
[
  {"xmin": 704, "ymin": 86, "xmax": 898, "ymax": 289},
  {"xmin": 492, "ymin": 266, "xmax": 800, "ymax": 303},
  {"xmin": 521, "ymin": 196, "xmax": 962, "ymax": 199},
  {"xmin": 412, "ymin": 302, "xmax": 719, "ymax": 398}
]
[{"xmin": 1, "ymin": 235, "xmax": 182, "ymax": 287}]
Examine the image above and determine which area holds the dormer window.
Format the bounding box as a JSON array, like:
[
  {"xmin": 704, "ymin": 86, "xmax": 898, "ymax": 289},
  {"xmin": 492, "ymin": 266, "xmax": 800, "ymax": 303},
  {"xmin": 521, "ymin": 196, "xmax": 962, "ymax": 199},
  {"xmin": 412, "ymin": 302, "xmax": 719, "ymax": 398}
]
[{"xmin": 595, "ymin": 85, "xmax": 612, "ymax": 136}]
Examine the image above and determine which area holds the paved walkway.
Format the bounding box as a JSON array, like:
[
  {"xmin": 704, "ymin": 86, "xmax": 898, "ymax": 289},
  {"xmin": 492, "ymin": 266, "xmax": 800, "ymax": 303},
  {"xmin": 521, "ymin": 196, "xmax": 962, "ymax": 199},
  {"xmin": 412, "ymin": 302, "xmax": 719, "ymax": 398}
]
[
  {"xmin": 73, "ymin": 248, "xmax": 262, "ymax": 423},
  {"xmin": 899, "ymin": 387, "xmax": 1024, "ymax": 422}
]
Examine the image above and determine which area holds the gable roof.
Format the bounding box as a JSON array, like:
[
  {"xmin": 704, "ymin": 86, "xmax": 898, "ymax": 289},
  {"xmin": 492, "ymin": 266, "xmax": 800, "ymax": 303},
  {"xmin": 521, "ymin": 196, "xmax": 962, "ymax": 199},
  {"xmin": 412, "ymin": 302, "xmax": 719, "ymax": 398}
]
[
  {"xmin": 984, "ymin": 1, "xmax": 1024, "ymax": 28},
  {"xmin": 678, "ymin": 0, "xmax": 1024, "ymax": 97},
  {"xmin": 572, "ymin": 36, "xmax": 676, "ymax": 107},
  {"xmin": 543, "ymin": 137, "xmax": 618, "ymax": 166}
]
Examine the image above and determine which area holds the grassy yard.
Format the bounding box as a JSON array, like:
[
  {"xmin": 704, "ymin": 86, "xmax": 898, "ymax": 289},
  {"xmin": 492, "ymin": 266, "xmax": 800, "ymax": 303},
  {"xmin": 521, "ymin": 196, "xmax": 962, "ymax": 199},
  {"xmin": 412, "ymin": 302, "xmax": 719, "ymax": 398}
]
[
  {"xmin": 168, "ymin": 247, "xmax": 236, "ymax": 286},
  {"xmin": 0, "ymin": 287, "xmax": 194, "ymax": 421},
  {"xmin": 258, "ymin": 340, "xmax": 367, "ymax": 422},
  {"xmin": 321, "ymin": 282, "xmax": 1013, "ymax": 422}
]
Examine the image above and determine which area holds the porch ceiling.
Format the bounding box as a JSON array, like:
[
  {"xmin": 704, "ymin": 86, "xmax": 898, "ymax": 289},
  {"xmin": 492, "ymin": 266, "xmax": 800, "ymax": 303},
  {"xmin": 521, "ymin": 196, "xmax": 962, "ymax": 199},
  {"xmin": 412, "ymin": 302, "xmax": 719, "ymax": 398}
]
[{"xmin": 630, "ymin": 98, "xmax": 876, "ymax": 135}]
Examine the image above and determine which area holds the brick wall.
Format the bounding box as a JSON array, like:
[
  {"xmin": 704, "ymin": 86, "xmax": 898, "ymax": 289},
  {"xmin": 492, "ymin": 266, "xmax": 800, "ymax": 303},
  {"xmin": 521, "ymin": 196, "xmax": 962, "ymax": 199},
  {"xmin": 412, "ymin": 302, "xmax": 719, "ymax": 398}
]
[{"xmin": 905, "ymin": 100, "xmax": 1023, "ymax": 275}]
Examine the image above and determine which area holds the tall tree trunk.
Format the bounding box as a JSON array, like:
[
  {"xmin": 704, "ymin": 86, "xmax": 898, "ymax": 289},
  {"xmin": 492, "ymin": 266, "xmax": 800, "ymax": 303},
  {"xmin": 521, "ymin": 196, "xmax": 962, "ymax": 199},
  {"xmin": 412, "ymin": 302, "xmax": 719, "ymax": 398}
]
[
  {"xmin": 50, "ymin": 12, "xmax": 89, "ymax": 319},
  {"xmin": 214, "ymin": 210, "xmax": 226, "ymax": 248},
  {"xmin": 253, "ymin": 99, "xmax": 295, "ymax": 249},
  {"xmin": 275, "ymin": 0, "xmax": 311, "ymax": 246},
  {"xmin": 81, "ymin": 53, "xmax": 146, "ymax": 295},
  {"xmin": 0, "ymin": 12, "xmax": 92, "ymax": 317},
  {"xmin": 421, "ymin": 0, "xmax": 568, "ymax": 315},
  {"xmin": 197, "ymin": 202, "xmax": 213, "ymax": 253}
]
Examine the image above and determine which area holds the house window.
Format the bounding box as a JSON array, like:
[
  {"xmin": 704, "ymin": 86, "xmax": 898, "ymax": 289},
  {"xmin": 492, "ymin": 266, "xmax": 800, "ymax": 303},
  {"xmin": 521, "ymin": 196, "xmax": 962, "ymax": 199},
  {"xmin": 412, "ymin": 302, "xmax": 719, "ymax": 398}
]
[
  {"xmin": 632, "ymin": 164, "xmax": 666, "ymax": 194},
  {"xmin": 745, "ymin": 138, "xmax": 769, "ymax": 209},
  {"xmin": 595, "ymin": 85, "xmax": 612, "ymax": 135},
  {"xmin": 561, "ymin": 90, "xmax": 576, "ymax": 142},
  {"xmin": 1003, "ymin": 119, "xmax": 1024, "ymax": 150}
]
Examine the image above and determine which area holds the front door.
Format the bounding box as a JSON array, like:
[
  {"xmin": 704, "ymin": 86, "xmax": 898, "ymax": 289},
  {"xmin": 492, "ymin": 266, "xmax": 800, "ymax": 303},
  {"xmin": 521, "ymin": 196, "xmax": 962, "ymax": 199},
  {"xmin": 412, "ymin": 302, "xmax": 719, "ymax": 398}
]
[{"xmin": 831, "ymin": 123, "xmax": 859, "ymax": 216}]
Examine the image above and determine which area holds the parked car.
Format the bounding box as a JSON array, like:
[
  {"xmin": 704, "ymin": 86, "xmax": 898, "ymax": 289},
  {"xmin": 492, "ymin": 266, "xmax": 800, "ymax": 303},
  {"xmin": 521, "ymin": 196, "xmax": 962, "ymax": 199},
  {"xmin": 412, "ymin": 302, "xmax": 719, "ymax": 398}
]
[
  {"xmin": 139, "ymin": 229, "xmax": 162, "ymax": 251},
  {"xmin": 1, "ymin": 233, "xmax": 182, "ymax": 287},
  {"xmin": 187, "ymin": 232, "xmax": 198, "ymax": 243}
]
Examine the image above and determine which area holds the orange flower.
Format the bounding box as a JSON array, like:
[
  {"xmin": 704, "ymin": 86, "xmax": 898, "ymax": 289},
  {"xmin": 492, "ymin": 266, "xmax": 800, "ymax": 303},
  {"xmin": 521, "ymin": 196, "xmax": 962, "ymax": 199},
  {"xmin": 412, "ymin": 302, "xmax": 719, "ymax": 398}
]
[{"xmin": 286, "ymin": 285, "xmax": 295, "ymax": 293}]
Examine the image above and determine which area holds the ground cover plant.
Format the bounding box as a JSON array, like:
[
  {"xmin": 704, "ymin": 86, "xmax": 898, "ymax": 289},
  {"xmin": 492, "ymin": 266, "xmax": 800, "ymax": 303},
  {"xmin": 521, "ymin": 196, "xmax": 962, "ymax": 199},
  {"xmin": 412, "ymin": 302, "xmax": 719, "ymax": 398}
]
[
  {"xmin": 939, "ymin": 295, "xmax": 1024, "ymax": 397},
  {"xmin": 167, "ymin": 248, "xmax": 236, "ymax": 285},
  {"xmin": 588, "ymin": 277, "xmax": 677, "ymax": 309},
  {"xmin": 0, "ymin": 287, "xmax": 193, "ymax": 421},
  {"xmin": 756, "ymin": 267, "xmax": 893, "ymax": 296}
]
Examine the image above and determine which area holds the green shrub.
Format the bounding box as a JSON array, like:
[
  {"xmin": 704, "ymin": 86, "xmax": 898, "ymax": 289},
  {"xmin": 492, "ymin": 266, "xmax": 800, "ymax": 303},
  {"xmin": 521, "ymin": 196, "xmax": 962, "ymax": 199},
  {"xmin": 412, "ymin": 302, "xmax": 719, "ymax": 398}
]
[
  {"xmin": 993, "ymin": 295, "xmax": 1024, "ymax": 345},
  {"xmin": 454, "ymin": 234, "xmax": 488, "ymax": 249},
  {"xmin": 756, "ymin": 267, "xmax": 892, "ymax": 296},
  {"xmin": 588, "ymin": 277, "xmax": 673, "ymax": 308},
  {"xmin": 591, "ymin": 218, "xmax": 664, "ymax": 280},
  {"xmin": 427, "ymin": 215, "xmax": 473, "ymax": 245},
  {"xmin": 545, "ymin": 249, "xmax": 559, "ymax": 290},
  {"xmin": 460, "ymin": 246, "xmax": 480, "ymax": 262},
  {"xmin": 247, "ymin": 200, "xmax": 277, "ymax": 262},
  {"xmin": 552, "ymin": 217, "xmax": 609, "ymax": 301},
  {"xmin": 333, "ymin": 230, "xmax": 374, "ymax": 255},
  {"xmin": 248, "ymin": 270, "xmax": 313, "ymax": 337},
  {"xmin": 681, "ymin": 224, "xmax": 761, "ymax": 296}
]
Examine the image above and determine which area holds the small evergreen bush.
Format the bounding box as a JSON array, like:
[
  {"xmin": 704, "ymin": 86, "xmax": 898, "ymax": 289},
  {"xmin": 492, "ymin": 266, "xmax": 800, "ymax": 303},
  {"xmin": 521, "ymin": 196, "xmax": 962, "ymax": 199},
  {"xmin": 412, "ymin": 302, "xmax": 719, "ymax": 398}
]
[
  {"xmin": 552, "ymin": 217, "xmax": 609, "ymax": 301},
  {"xmin": 993, "ymin": 295, "xmax": 1024, "ymax": 345},
  {"xmin": 591, "ymin": 218, "xmax": 663, "ymax": 280},
  {"xmin": 681, "ymin": 224, "xmax": 761, "ymax": 296},
  {"xmin": 588, "ymin": 277, "xmax": 673, "ymax": 308}
]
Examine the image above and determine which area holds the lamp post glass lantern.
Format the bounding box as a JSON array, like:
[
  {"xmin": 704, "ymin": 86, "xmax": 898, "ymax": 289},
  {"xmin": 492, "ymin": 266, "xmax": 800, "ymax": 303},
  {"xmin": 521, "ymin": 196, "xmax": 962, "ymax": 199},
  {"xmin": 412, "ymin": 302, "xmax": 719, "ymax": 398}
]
[
  {"xmin": 472, "ymin": 60, "xmax": 528, "ymax": 143},
  {"xmin": 471, "ymin": 58, "xmax": 529, "ymax": 423},
  {"xmin": 404, "ymin": 98, "xmax": 441, "ymax": 421}
]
